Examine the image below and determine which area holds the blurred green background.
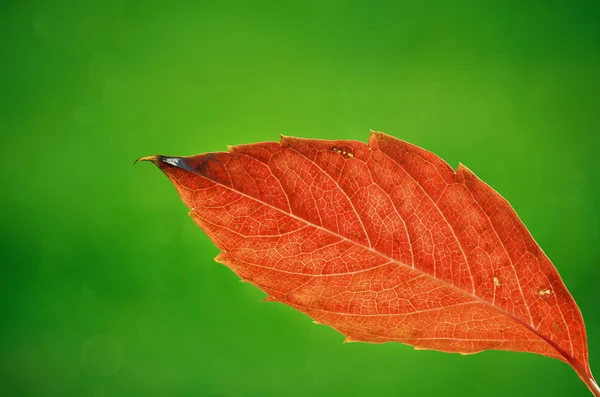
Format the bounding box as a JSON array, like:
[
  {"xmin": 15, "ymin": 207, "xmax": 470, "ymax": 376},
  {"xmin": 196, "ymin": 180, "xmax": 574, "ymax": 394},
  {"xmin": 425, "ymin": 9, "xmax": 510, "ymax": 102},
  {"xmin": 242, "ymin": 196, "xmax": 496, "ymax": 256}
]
[{"xmin": 2, "ymin": 1, "xmax": 599, "ymax": 396}]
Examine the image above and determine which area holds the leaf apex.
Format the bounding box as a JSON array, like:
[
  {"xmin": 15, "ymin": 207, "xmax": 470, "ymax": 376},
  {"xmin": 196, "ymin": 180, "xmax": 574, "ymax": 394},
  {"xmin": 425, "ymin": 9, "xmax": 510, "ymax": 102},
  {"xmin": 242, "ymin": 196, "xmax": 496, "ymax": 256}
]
[{"xmin": 134, "ymin": 155, "xmax": 160, "ymax": 165}]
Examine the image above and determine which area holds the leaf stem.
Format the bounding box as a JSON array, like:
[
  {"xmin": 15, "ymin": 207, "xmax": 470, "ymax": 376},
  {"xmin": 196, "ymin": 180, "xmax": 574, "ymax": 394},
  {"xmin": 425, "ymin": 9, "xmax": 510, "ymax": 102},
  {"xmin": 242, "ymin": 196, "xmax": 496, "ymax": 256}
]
[
  {"xmin": 583, "ymin": 376, "xmax": 600, "ymax": 397},
  {"xmin": 589, "ymin": 380, "xmax": 600, "ymax": 397},
  {"xmin": 572, "ymin": 361, "xmax": 600, "ymax": 397}
]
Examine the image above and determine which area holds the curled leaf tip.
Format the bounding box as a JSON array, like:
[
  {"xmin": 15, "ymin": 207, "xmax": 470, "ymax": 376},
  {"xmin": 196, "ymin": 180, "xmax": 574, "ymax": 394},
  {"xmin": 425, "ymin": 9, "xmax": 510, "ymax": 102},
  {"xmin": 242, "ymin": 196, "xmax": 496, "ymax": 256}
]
[{"xmin": 134, "ymin": 155, "xmax": 160, "ymax": 165}]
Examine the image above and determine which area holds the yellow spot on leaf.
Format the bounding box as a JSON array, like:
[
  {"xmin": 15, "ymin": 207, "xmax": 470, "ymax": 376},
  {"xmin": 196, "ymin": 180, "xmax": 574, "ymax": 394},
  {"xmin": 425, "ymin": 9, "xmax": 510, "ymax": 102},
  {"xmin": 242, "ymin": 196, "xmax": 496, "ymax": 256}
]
[{"xmin": 539, "ymin": 288, "xmax": 552, "ymax": 296}]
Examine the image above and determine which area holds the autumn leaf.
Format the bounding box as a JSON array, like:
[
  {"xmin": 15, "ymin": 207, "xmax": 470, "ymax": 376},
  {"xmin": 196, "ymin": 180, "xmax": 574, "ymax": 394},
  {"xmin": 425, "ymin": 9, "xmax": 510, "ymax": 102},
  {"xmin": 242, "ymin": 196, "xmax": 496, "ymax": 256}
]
[{"xmin": 138, "ymin": 131, "xmax": 598, "ymax": 396}]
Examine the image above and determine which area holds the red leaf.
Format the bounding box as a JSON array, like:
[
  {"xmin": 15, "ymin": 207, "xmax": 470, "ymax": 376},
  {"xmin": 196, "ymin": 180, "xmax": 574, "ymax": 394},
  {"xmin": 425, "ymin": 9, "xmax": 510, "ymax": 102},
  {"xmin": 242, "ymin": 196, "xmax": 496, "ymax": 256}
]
[{"xmin": 139, "ymin": 131, "xmax": 598, "ymax": 395}]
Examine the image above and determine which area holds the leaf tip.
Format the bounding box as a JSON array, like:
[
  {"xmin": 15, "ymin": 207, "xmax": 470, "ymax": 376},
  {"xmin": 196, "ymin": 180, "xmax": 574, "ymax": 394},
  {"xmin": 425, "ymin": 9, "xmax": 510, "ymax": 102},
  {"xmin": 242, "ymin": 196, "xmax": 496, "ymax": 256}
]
[{"xmin": 134, "ymin": 155, "xmax": 160, "ymax": 165}]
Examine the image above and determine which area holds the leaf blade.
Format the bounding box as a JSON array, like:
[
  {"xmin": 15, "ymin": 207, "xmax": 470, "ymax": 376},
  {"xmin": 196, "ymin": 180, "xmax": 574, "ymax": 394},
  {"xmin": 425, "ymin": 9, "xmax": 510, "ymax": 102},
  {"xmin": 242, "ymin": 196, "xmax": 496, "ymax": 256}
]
[{"xmin": 140, "ymin": 131, "xmax": 596, "ymax": 394}]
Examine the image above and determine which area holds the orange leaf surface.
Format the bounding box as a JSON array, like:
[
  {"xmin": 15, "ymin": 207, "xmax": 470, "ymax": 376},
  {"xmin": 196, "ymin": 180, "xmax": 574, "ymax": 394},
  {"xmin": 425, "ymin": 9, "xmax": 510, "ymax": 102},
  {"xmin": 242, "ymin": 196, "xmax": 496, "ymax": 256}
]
[{"xmin": 139, "ymin": 131, "xmax": 597, "ymax": 395}]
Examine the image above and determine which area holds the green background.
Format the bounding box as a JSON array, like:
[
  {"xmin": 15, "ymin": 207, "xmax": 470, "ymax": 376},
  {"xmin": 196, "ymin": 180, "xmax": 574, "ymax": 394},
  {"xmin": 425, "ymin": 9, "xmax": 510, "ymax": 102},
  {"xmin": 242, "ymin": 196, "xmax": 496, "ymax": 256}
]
[{"xmin": 2, "ymin": 1, "xmax": 599, "ymax": 396}]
